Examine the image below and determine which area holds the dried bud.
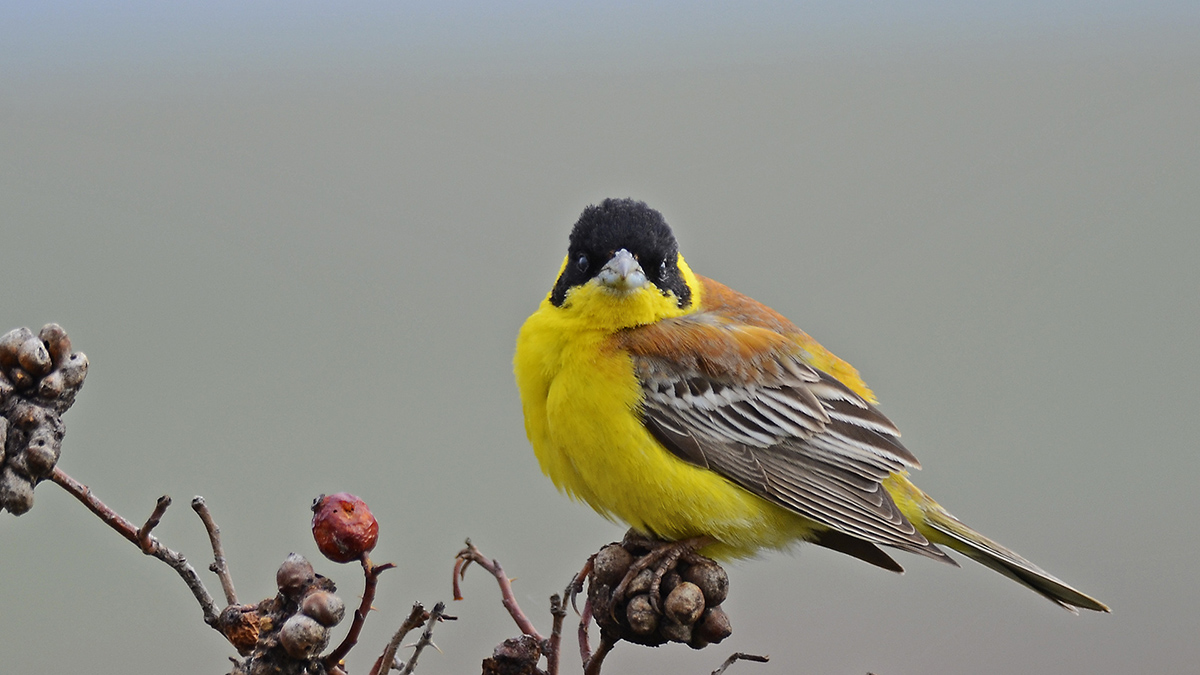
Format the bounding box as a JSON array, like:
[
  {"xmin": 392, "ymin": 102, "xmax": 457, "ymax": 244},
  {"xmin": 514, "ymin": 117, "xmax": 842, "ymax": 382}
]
[
  {"xmin": 664, "ymin": 581, "xmax": 705, "ymax": 626},
  {"xmin": 17, "ymin": 337, "xmax": 52, "ymax": 377},
  {"xmin": 691, "ymin": 606, "xmax": 733, "ymax": 648},
  {"xmin": 0, "ymin": 327, "xmax": 33, "ymax": 370},
  {"xmin": 12, "ymin": 401, "xmax": 44, "ymax": 429},
  {"xmin": 58, "ymin": 352, "xmax": 88, "ymax": 389},
  {"xmin": 0, "ymin": 466, "xmax": 35, "ymax": 515},
  {"xmin": 682, "ymin": 559, "xmax": 729, "ymax": 606},
  {"xmin": 23, "ymin": 429, "xmax": 61, "ymax": 478},
  {"xmin": 9, "ymin": 367, "xmax": 33, "ymax": 390},
  {"xmin": 659, "ymin": 618, "xmax": 692, "ymax": 644},
  {"xmin": 592, "ymin": 543, "xmax": 634, "ymax": 587},
  {"xmin": 279, "ymin": 613, "xmax": 329, "ymax": 659},
  {"xmin": 36, "ymin": 371, "xmax": 64, "ymax": 400},
  {"xmin": 38, "ymin": 324, "xmax": 72, "ymax": 366},
  {"xmin": 625, "ymin": 594, "xmax": 658, "ymax": 636},
  {"xmin": 300, "ymin": 590, "xmax": 345, "ymax": 627},
  {"xmin": 276, "ymin": 553, "xmax": 315, "ymax": 596},
  {"xmin": 311, "ymin": 493, "xmax": 378, "ymax": 563}
]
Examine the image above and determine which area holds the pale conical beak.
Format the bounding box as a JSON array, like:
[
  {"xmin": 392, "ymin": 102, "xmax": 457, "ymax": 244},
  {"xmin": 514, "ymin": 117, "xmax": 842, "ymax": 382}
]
[{"xmin": 597, "ymin": 249, "xmax": 648, "ymax": 293}]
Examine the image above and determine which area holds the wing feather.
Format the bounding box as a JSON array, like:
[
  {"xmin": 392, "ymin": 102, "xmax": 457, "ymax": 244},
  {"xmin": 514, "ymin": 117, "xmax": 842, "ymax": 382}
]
[{"xmin": 623, "ymin": 315, "xmax": 950, "ymax": 563}]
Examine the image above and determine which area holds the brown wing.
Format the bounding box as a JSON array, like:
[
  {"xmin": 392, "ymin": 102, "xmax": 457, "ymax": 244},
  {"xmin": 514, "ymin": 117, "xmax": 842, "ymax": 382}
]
[{"xmin": 619, "ymin": 313, "xmax": 953, "ymax": 566}]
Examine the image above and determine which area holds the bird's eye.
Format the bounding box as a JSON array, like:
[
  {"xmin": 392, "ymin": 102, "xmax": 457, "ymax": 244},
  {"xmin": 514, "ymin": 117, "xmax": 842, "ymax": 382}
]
[
  {"xmin": 659, "ymin": 260, "xmax": 668, "ymax": 278},
  {"xmin": 576, "ymin": 254, "xmax": 589, "ymax": 272}
]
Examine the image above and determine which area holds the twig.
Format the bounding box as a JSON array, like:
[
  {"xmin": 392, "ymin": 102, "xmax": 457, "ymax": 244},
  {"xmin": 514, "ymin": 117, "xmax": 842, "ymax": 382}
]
[
  {"xmin": 371, "ymin": 603, "xmax": 429, "ymax": 675},
  {"xmin": 711, "ymin": 652, "xmax": 770, "ymax": 675},
  {"xmin": 577, "ymin": 597, "xmax": 593, "ymax": 666},
  {"xmin": 582, "ymin": 635, "xmax": 615, "ymax": 675},
  {"xmin": 454, "ymin": 539, "xmax": 546, "ymax": 642},
  {"xmin": 192, "ymin": 496, "xmax": 238, "ymax": 605},
  {"xmin": 323, "ymin": 556, "xmax": 397, "ymax": 670},
  {"xmin": 48, "ymin": 467, "xmax": 221, "ymax": 628},
  {"xmin": 400, "ymin": 601, "xmax": 445, "ymax": 675},
  {"xmin": 547, "ymin": 593, "xmax": 566, "ymax": 675},
  {"xmin": 137, "ymin": 495, "xmax": 171, "ymax": 553}
]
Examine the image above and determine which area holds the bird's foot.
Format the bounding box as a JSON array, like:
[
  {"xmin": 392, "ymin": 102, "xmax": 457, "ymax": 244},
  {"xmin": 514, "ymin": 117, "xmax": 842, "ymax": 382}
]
[{"xmin": 611, "ymin": 531, "xmax": 714, "ymax": 614}]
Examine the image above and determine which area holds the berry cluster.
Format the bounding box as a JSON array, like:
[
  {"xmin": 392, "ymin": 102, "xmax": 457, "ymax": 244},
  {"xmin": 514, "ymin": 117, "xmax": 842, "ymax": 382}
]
[
  {"xmin": 224, "ymin": 553, "xmax": 347, "ymax": 674},
  {"xmin": 588, "ymin": 540, "xmax": 733, "ymax": 650},
  {"xmin": 0, "ymin": 324, "xmax": 88, "ymax": 515}
]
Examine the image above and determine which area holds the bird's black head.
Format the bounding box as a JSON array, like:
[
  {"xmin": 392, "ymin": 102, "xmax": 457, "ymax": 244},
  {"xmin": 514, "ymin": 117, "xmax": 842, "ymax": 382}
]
[{"xmin": 550, "ymin": 199, "xmax": 692, "ymax": 308}]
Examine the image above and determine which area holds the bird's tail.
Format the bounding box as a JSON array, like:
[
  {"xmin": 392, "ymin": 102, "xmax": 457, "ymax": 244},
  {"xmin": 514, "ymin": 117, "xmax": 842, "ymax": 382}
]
[{"xmin": 884, "ymin": 474, "xmax": 1110, "ymax": 613}]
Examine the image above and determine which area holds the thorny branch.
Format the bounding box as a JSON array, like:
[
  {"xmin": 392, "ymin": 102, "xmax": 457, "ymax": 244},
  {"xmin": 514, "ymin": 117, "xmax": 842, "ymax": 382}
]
[
  {"xmin": 48, "ymin": 466, "xmax": 222, "ymax": 628},
  {"xmin": 400, "ymin": 601, "xmax": 446, "ymax": 675},
  {"xmin": 372, "ymin": 603, "xmax": 430, "ymax": 675},
  {"xmin": 323, "ymin": 556, "xmax": 397, "ymax": 670},
  {"xmin": 14, "ymin": 325, "xmax": 768, "ymax": 675},
  {"xmin": 455, "ymin": 539, "xmax": 547, "ymax": 643},
  {"xmin": 47, "ymin": 463, "xmax": 756, "ymax": 675}
]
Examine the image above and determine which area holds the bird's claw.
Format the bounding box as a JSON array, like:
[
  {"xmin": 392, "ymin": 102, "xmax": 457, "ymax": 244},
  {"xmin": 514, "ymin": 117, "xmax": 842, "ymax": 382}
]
[
  {"xmin": 609, "ymin": 533, "xmax": 713, "ymax": 618},
  {"xmin": 566, "ymin": 556, "xmax": 593, "ymax": 615}
]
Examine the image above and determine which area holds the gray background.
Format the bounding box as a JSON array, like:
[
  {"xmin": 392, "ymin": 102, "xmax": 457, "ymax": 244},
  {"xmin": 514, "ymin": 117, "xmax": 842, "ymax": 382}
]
[{"xmin": 3, "ymin": 3, "xmax": 1198, "ymax": 674}]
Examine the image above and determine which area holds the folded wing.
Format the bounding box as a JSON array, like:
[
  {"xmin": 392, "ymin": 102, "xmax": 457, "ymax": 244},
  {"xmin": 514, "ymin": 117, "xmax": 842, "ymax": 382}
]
[{"xmin": 620, "ymin": 314, "xmax": 953, "ymax": 568}]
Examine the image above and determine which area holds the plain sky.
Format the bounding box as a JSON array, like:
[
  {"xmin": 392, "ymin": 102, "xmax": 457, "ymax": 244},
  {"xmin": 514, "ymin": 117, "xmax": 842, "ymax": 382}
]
[{"xmin": 2, "ymin": 3, "xmax": 1198, "ymax": 674}]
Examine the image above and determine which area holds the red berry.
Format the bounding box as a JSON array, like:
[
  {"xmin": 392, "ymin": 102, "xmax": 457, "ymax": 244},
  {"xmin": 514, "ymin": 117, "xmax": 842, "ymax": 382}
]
[{"xmin": 311, "ymin": 493, "xmax": 378, "ymax": 563}]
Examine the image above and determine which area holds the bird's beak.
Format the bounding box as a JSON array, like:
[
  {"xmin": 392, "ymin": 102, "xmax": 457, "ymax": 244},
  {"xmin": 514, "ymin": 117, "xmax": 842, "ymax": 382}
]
[{"xmin": 597, "ymin": 249, "xmax": 648, "ymax": 293}]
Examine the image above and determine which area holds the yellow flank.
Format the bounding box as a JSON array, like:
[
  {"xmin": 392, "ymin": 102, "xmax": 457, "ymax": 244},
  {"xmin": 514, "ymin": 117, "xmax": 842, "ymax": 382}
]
[
  {"xmin": 515, "ymin": 255, "xmax": 820, "ymax": 558},
  {"xmin": 882, "ymin": 472, "xmax": 942, "ymax": 540}
]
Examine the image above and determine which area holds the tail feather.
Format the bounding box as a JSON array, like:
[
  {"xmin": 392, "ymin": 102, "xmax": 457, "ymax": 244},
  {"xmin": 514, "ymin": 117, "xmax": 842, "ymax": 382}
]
[{"xmin": 924, "ymin": 507, "xmax": 1110, "ymax": 613}]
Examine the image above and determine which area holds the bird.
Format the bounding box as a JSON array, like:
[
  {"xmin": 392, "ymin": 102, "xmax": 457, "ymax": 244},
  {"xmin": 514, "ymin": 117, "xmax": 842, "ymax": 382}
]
[{"xmin": 514, "ymin": 198, "xmax": 1109, "ymax": 613}]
